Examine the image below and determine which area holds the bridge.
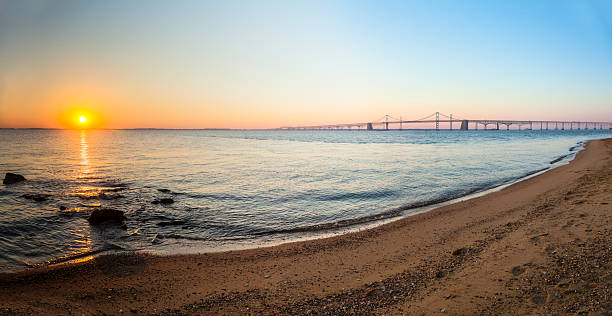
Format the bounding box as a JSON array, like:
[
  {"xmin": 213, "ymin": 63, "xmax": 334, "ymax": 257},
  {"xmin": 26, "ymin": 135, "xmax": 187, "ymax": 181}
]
[{"xmin": 279, "ymin": 112, "xmax": 612, "ymax": 131}]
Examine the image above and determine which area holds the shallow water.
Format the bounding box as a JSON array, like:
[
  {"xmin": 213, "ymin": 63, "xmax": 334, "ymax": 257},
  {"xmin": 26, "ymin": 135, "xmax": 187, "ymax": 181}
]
[{"xmin": 0, "ymin": 129, "xmax": 610, "ymax": 272}]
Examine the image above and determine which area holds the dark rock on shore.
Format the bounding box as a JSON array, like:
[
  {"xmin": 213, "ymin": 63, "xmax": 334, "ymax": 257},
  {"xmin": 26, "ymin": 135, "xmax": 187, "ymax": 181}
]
[
  {"xmin": 452, "ymin": 247, "xmax": 471, "ymax": 256},
  {"xmin": 152, "ymin": 198, "xmax": 174, "ymax": 204},
  {"xmin": 158, "ymin": 189, "xmax": 172, "ymax": 193},
  {"xmin": 3, "ymin": 173, "xmax": 26, "ymax": 185},
  {"xmin": 511, "ymin": 265, "xmax": 525, "ymax": 276},
  {"xmin": 88, "ymin": 208, "xmax": 126, "ymax": 225}
]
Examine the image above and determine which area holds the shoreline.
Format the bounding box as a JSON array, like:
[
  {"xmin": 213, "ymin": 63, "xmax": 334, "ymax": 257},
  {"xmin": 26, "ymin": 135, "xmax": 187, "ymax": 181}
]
[
  {"xmin": 32, "ymin": 142, "xmax": 579, "ymax": 270},
  {"xmin": 14, "ymin": 151, "xmax": 561, "ymax": 273},
  {"xmin": 1, "ymin": 138, "xmax": 611, "ymax": 314}
]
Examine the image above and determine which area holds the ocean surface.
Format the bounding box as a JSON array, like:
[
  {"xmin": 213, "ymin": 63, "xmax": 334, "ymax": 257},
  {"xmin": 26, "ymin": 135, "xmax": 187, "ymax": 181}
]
[{"xmin": 1, "ymin": 129, "xmax": 611, "ymax": 272}]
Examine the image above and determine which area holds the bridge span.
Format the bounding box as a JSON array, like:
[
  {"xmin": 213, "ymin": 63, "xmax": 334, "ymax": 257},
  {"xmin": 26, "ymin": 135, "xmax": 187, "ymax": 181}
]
[{"xmin": 279, "ymin": 112, "xmax": 612, "ymax": 131}]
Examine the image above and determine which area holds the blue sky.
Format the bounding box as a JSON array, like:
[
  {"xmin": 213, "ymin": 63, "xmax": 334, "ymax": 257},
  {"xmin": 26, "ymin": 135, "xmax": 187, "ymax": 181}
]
[{"xmin": 0, "ymin": 0, "xmax": 611, "ymax": 128}]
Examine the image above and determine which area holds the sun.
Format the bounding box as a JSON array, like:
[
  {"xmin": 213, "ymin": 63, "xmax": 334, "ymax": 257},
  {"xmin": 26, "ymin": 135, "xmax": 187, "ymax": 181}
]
[{"xmin": 58, "ymin": 108, "xmax": 103, "ymax": 129}]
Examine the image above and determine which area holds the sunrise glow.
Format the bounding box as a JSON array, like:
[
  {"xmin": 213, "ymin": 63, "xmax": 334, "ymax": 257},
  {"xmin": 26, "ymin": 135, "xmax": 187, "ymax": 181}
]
[
  {"xmin": 79, "ymin": 116, "xmax": 87, "ymax": 124},
  {"xmin": 0, "ymin": 1, "xmax": 611, "ymax": 129}
]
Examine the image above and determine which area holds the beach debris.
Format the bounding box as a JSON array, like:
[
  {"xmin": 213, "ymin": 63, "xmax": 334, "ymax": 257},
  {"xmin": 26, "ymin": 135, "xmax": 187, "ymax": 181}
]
[
  {"xmin": 152, "ymin": 198, "xmax": 174, "ymax": 204},
  {"xmin": 452, "ymin": 247, "xmax": 471, "ymax": 256},
  {"xmin": 3, "ymin": 172, "xmax": 26, "ymax": 184},
  {"xmin": 511, "ymin": 265, "xmax": 525, "ymax": 276},
  {"xmin": 158, "ymin": 188, "xmax": 172, "ymax": 193},
  {"xmin": 21, "ymin": 193, "xmax": 49, "ymax": 202},
  {"xmin": 88, "ymin": 208, "xmax": 126, "ymax": 225},
  {"xmin": 152, "ymin": 232, "xmax": 159, "ymax": 244},
  {"xmin": 264, "ymin": 275, "xmax": 271, "ymax": 279},
  {"xmin": 530, "ymin": 293, "xmax": 547, "ymax": 305},
  {"xmin": 59, "ymin": 205, "xmax": 67, "ymax": 211}
]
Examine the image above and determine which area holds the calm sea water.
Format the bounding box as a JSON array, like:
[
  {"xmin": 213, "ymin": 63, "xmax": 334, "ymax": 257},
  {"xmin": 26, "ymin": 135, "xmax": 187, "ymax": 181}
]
[{"xmin": 0, "ymin": 129, "xmax": 611, "ymax": 272}]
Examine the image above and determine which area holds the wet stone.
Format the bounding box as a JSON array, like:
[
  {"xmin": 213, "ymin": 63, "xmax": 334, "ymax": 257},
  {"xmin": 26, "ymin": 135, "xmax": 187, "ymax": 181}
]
[
  {"xmin": 22, "ymin": 193, "xmax": 49, "ymax": 202},
  {"xmin": 152, "ymin": 198, "xmax": 174, "ymax": 204},
  {"xmin": 88, "ymin": 208, "xmax": 126, "ymax": 225},
  {"xmin": 3, "ymin": 172, "xmax": 26, "ymax": 185},
  {"xmin": 511, "ymin": 266, "xmax": 525, "ymax": 276},
  {"xmin": 452, "ymin": 248, "xmax": 470, "ymax": 256}
]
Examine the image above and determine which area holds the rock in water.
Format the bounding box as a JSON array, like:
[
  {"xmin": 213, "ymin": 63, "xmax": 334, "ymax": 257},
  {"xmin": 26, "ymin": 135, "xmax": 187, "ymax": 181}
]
[
  {"xmin": 152, "ymin": 198, "xmax": 175, "ymax": 204},
  {"xmin": 22, "ymin": 193, "xmax": 49, "ymax": 202},
  {"xmin": 159, "ymin": 198, "xmax": 174, "ymax": 204},
  {"xmin": 3, "ymin": 173, "xmax": 26, "ymax": 185},
  {"xmin": 88, "ymin": 208, "xmax": 126, "ymax": 225}
]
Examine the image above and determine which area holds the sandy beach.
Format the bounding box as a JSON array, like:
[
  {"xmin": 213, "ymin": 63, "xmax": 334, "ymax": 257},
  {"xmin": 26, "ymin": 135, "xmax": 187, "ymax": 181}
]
[{"xmin": 1, "ymin": 138, "xmax": 611, "ymax": 315}]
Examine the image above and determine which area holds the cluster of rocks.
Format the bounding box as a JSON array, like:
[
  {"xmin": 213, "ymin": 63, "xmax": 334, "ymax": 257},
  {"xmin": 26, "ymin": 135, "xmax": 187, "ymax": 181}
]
[{"xmin": 5, "ymin": 173, "xmax": 180, "ymax": 231}]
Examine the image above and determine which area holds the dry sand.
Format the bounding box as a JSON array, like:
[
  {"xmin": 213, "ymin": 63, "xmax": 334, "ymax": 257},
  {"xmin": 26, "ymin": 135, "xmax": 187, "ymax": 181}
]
[{"xmin": 1, "ymin": 138, "xmax": 611, "ymax": 315}]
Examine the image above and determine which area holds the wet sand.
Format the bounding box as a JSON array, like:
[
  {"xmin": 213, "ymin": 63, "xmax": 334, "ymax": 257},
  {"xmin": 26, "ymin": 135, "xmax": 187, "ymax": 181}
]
[{"xmin": 1, "ymin": 138, "xmax": 611, "ymax": 315}]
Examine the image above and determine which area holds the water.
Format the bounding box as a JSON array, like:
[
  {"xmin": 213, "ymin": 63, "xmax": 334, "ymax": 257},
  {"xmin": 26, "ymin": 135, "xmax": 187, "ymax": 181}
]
[{"xmin": 0, "ymin": 129, "xmax": 610, "ymax": 272}]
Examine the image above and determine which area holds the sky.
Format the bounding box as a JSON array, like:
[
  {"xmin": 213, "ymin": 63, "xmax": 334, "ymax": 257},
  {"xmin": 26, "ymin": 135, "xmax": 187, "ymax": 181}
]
[{"xmin": 1, "ymin": 0, "xmax": 611, "ymax": 129}]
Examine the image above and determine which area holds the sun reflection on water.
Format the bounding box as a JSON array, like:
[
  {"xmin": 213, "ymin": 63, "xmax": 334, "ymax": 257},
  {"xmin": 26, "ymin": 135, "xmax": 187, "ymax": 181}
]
[
  {"xmin": 69, "ymin": 130, "xmax": 94, "ymax": 265},
  {"xmin": 79, "ymin": 130, "xmax": 90, "ymax": 174}
]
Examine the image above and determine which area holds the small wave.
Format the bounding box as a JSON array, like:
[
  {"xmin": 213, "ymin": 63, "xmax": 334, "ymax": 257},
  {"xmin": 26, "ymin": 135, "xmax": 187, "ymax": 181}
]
[
  {"xmin": 44, "ymin": 243, "xmax": 124, "ymax": 266},
  {"xmin": 550, "ymin": 154, "xmax": 571, "ymax": 164},
  {"xmin": 251, "ymin": 168, "xmax": 551, "ymax": 237},
  {"xmin": 521, "ymin": 167, "xmax": 549, "ymax": 178},
  {"xmin": 163, "ymin": 234, "xmax": 210, "ymax": 241}
]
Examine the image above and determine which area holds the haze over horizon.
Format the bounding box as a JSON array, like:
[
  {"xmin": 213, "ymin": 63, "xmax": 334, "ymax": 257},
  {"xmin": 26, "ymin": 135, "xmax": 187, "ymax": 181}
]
[{"xmin": 1, "ymin": 0, "xmax": 611, "ymax": 129}]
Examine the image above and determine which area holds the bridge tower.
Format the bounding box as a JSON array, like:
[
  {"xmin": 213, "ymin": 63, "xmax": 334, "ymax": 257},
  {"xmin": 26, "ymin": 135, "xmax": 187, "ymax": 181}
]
[
  {"xmin": 450, "ymin": 114, "xmax": 453, "ymax": 130},
  {"xmin": 435, "ymin": 112, "xmax": 439, "ymax": 130}
]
